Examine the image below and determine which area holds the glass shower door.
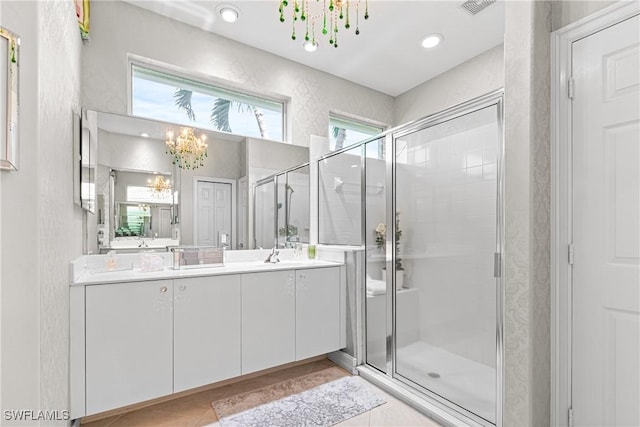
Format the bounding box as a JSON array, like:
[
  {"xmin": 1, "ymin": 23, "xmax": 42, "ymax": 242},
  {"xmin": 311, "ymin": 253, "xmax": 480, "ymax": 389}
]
[
  {"xmin": 393, "ymin": 104, "xmax": 500, "ymax": 423},
  {"xmin": 364, "ymin": 137, "xmax": 387, "ymax": 372},
  {"xmin": 254, "ymin": 178, "xmax": 275, "ymax": 249}
]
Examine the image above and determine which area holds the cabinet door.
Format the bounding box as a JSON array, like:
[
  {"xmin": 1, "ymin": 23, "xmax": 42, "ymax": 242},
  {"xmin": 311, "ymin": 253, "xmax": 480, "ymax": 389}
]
[
  {"xmin": 242, "ymin": 270, "xmax": 295, "ymax": 374},
  {"xmin": 85, "ymin": 280, "xmax": 173, "ymax": 415},
  {"xmin": 173, "ymin": 275, "xmax": 241, "ymax": 392},
  {"xmin": 296, "ymin": 267, "xmax": 341, "ymax": 360}
]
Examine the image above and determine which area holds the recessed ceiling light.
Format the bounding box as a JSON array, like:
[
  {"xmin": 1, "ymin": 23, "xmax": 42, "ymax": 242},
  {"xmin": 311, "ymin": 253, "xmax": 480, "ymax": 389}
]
[
  {"xmin": 140, "ymin": 132, "xmax": 150, "ymax": 138},
  {"xmin": 421, "ymin": 33, "xmax": 443, "ymax": 49},
  {"xmin": 217, "ymin": 4, "xmax": 240, "ymax": 23},
  {"xmin": 303, "ymin": 40, "xmax": 319, "ymax": 52}
]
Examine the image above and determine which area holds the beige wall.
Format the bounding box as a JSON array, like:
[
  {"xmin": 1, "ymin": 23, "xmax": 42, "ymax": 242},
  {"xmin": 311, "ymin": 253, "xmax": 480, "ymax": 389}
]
[
  {"xmin": 552, "ymin": 0, "xmax": 618, "ymax": 31},
  {"xmin": 82, "ymin": 1, "xmax": 394, "ymax": 148},
  {"xmin": 0, "ymin": 0, "xmax": 83, "ymax": 425},
  {"xmin": 504, "ymin": 1, "xmax": 552, "ymax": 426},
  {"xmin": 394, "ymin": 44, "xmax": 505, "ymax": 126}
]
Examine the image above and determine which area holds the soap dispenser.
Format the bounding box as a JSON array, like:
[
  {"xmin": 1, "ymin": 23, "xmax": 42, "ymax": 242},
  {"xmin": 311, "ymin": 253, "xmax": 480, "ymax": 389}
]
[{"xmin": 105, "ymin": 250, "xmax": 118, "ymax": 271}]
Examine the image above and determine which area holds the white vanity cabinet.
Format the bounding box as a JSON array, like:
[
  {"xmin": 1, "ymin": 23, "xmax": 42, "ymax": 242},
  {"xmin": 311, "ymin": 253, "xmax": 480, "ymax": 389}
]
[
  {"xmin": 173, "ymin": 275, "xmax": 242, "ymax": 392},
  {"xmin": 241, "ymin": 270, "xmax": 296, "ymax": 374},
  {"xmin": 241, "ymin": 267, "xmax": 342, "ymax": 373},
  {"xmin": 71, "ymin": 261, "xmax": 345, "ymax": 420},
  {"xmin": 85, "ymin": 280, "xmax": 174, "ymax": 415},
  {"xmin": 295, "ymin": 268, "xmax": 341, "ymax": 360}
]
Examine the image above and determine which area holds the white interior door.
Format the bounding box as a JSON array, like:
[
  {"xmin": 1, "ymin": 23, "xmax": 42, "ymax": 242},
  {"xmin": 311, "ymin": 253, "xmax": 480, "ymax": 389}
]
[
  {"xmin": 158, "ymin": 207, "xmax": 172, "ymax": 238},
  {"xmin": 571, "ymin": 15, "xmax": 640, "ymax": 426},
  {"xmin": 195, "ymin": 180, "xmax": 233, "ymax": 247}
]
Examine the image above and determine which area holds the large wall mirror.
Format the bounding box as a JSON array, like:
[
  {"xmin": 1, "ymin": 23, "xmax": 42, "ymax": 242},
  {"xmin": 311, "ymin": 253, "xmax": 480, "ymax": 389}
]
[{"xmin": 85, "ymin": 110, "xmax": 309, "ymax": 254}]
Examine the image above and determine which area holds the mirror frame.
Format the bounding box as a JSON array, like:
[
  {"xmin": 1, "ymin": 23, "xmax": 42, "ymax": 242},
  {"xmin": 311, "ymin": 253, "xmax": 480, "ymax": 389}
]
[{"xmin": 0, "ymin": 26, "xmax": 19, "ymax": 171}]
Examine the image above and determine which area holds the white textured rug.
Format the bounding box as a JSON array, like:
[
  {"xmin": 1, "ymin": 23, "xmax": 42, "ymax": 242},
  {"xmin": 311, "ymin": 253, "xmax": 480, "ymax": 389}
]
[{"xmin": 218, "ymin": 376, "xmax": 386, "ymax": 427}]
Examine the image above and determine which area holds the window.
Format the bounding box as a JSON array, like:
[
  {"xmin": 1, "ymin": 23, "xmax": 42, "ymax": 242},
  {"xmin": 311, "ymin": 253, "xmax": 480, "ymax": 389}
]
[
  {"xmin": 329, "ymin": 115, "xmax": 384, "ymax": 158},
  {"xmin": 131, "ymin": 63, "xmax": 285, "ymax": 141},
  {"xmin": 126, "ymin": 186, "xmax": 173, "ymax": 204},
  {"xmin": 124, "ymin": 206, "xmax": 149, "ymax": 236}
]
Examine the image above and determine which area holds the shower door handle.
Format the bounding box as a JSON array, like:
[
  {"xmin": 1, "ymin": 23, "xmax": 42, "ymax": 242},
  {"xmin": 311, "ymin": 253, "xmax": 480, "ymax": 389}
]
[{"xmin": 493, "ymin": 252, "xmax": 502, "ymax": 278}]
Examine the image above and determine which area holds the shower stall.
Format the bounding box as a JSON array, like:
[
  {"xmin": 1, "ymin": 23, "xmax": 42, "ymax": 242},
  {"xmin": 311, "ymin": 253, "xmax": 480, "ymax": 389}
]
[{"xmin": 318, "ymin": 91, "xmax": 504, "ymax": 426}]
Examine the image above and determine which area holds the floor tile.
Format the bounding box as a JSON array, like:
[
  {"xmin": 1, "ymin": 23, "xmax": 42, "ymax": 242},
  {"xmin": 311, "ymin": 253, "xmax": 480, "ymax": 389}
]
[
  {"xmin": 151, "ymin": 395, "xmax": 211, "ymax": 419},
  {"xmin": 80, "ymin": 359, "xmax": 441, "ymax": 427},
  {"xmin": 81, "ymin": 415, "xmax": 122, "ymax": 427},
  {"xmin": 369, "ymin": 396, "xmax": 441, "ymax": 427},
  {"xmin": 334, "ymin": 410, "xmax": 371, "ymax": 426},
  {"xmin": 111, "ymin": 408, "xmax": 196, "ymax": 427},
  {"xmin": 192, "ymin": 409, "xmax": 218, "ymax": 427}
]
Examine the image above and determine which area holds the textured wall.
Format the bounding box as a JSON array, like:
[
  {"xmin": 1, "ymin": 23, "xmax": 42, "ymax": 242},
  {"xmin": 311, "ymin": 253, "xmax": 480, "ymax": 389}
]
[
  {"xmin": 503, "ymin": 1, "xmax": 551, "ymax": 426},
  {"xmin": 394, "ymin": 45, "xmax": 504, "ymax": 126},
  {"xmin": 1, "ymin": 0, "xmax": 82, "ymax": 424},
  {"xmin": 0, "ymin": 2, "xmax": 42, "ymax": 422},
  {"xmin": 82, "ymin": 1, "xmax": 394, "ymax": 148},
  {"xmin": 37, "ymin": 0, "xmax": 84, "ymax": 424},
  {"xmin": 551, "ymin": 0, "xmax": 617, "ymax": 31}
]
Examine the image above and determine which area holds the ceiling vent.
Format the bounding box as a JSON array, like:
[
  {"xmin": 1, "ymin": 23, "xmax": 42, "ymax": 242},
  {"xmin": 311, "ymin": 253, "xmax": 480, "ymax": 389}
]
[{"xmin": 460, "ymin": 0, "xmax": 496, "ymax": 15}]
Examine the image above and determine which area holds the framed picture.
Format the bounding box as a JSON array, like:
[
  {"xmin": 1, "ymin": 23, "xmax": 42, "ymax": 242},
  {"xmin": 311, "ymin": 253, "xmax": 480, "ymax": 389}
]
[
  {"xmin": 0, "ymin": 26, "xmax": 19, "ymax": 171},
  {"xmin": 75, "ymin": 0, "xmax": 90, "ymax": 40}
]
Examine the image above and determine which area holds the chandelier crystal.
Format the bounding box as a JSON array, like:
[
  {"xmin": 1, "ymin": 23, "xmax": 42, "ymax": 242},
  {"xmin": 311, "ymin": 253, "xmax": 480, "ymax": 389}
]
[
  {"xmin": 165, "ymin": 127, "xmax": 208, "ymax": 170},
  {"xmin": 279, "ymin": 0, "xmax": 369, "ymax": 49},
  {"xmin": 147, "ymin": 175, "xmax": 172, "ymax": 199}
]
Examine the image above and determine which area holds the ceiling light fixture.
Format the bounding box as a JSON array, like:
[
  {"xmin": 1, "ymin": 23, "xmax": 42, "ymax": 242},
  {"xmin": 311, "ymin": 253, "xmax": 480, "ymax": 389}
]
[
  {"xmin": 140, "ymin": 132, "xmax": 150, "ymax": 138},
  {"xmin": 279, "ymin": 0, "xmax": 369, "ymax": 49},
  {"xmin": 421, "ymin": 33, "xmax": 443, "ymax": 49},
  {"xmin": 303, "ymin": 40, "xmax": 318, "ymax": 52},
  {"xmin": 217, "ymin": 4, "xmax": 240, "ymax": 23},
  {"xmin": 166, "ymin": 127, "xmax": 208, "ymax": 170},
  {"xmin": 147, "ymin": 175, "xmax": 172, "ymax": 198}
]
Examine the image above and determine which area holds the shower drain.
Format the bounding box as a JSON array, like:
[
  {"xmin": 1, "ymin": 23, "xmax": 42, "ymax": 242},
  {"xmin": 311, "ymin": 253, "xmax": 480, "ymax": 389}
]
[{"xmin": 427, "ymin": 372, "xmax": 441, "ymax": 379}]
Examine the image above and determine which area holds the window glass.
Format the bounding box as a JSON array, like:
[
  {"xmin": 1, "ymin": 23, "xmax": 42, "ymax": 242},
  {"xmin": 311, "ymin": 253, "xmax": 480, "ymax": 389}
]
[
  {"xmin": 329, "ymin": 115, "xmax": 383, "ymax": 156},
  {"xmin": 132, "ymin": 64, "xmax": 284, "ymax": 141}
]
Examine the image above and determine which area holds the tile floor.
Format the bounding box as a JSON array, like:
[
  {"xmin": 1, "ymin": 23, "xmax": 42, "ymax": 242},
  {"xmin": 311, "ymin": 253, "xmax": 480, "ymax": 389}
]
[{"xmin": 81, "ymin": 359, "xmax": 441, "ymax": 427}]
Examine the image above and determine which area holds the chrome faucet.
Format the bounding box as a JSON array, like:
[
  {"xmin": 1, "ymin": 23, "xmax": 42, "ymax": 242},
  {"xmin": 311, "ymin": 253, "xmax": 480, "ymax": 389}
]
[
  {"xmin": 264, "ymin": 247, "xmax": 280, "ymax": 263},
  {"xmin": 138, "ymin": 238, "xmax": 148, "ymax": 248}
]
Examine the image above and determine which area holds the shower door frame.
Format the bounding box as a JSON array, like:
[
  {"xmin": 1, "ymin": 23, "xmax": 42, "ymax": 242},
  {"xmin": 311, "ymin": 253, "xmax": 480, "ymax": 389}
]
[{"xmin": 361, "ymin": 90, "xmax": 505, "ymax": 427}]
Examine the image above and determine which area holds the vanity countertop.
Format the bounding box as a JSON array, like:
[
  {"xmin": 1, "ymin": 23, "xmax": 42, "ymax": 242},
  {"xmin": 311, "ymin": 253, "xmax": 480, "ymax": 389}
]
[{"xmin": 71, "ymin": 258, "xmax": 343, "ymax": 286}]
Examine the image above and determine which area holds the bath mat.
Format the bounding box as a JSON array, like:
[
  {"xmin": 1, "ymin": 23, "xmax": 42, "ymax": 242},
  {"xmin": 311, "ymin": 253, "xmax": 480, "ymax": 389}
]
[
  {"xmin": 213, "ymin": 375, "xmax": 386, "ymax": 427},
  {"xmin": 212, "ymin": 366, "xmax": 347, "ymax": 419}
]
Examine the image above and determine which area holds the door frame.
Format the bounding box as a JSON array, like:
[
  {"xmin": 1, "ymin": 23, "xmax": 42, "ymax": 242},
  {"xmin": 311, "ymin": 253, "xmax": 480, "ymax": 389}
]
[
  {"xmin": 192, "ymin": 176, "xmax": 237, "ymax": 249},
  {"xmin": 551, "ymin": 3, "xmax": 639, "ymax": 426}
]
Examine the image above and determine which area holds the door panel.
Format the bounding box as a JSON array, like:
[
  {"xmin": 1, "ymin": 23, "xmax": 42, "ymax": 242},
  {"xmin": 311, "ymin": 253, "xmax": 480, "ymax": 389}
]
[
  {"xmin": 196, "ymin": 180, "xmax": 232, "ymax": 247},
  {"xmin": 571, "ymin": 15, "xmax": 640, "ymax": 427},
  {"xmin": 173, "ymin": 276, "xmax": 241, "ymax": 392},
  {"xmin": 393, "ymin": 105, "xmax": 500, "ymax": 424},
  {"xmin": 241, "ymin": 271, "xmax": 295, "ymax": 374},
  {"xmin": 85, "ymin": 281, "xmax": 173, "ymax": 415}
]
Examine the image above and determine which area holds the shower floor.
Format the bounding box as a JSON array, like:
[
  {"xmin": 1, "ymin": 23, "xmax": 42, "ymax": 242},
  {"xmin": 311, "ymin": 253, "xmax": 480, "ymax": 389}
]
[{"xmin": 393, "ymin": 340, "xmax": 496, "ymax": 423}]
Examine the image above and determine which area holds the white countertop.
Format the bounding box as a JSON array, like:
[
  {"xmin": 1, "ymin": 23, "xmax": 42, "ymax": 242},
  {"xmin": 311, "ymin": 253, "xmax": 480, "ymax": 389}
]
[{"xmin": 72, "ymin": 259, "xmax": 343, "ymax": 286}]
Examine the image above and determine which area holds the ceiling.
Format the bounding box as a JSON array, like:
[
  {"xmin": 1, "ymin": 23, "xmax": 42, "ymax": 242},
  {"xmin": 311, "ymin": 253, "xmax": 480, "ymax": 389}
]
[{"xmin": 123, "ymin": 1, "xmax": 505, "ymax": 97}]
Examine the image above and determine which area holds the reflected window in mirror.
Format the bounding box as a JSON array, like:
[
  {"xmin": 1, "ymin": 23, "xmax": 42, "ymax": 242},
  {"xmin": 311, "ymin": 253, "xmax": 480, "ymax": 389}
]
[{"xmin": 130, "ymin": 61, "xmax": 286, "ymax": 142}]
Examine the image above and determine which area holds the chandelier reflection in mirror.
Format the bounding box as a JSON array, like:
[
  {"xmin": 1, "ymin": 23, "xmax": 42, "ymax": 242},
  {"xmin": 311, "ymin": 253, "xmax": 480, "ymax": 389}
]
[
  {"xmin": 279, "ymin": 0, "xmax": 369, "ymax": 49},
  {"xmin": 147, "ymin": 175, "xmax": 172, "ymax": 199},
  {"xmin": 165, "ymin": 127, "xmax": 208, "ymax": 170}
]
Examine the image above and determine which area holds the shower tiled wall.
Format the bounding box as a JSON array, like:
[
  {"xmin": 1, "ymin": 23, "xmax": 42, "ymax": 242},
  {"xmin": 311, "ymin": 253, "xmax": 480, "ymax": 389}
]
[
  {"xmin": 318, "ymin": 148, "xmax": 363, "ymax": 245},
  {"xmin": 396, "ymin": 120, "xmax": 499, "ymax": 368}
]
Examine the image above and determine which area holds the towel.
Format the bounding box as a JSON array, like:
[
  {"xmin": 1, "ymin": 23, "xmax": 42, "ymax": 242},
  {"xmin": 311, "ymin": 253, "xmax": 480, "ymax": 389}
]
[{"xmin": 366, "ymin": 275, "xmax": 386, "ymax": 296}]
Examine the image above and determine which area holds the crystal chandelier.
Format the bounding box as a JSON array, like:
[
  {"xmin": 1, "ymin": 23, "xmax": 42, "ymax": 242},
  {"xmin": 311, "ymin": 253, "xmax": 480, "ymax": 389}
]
[
  {"xmin": 147, "ymin": 175, "xmax": 172, "ymax": 198},
  {"xmin": 165, "ymin": 127, "xmax": 208, "ymax": 170},
  {"xmin": 279, "ymin": 0, "xmax": 369, "ymax": 49}
]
